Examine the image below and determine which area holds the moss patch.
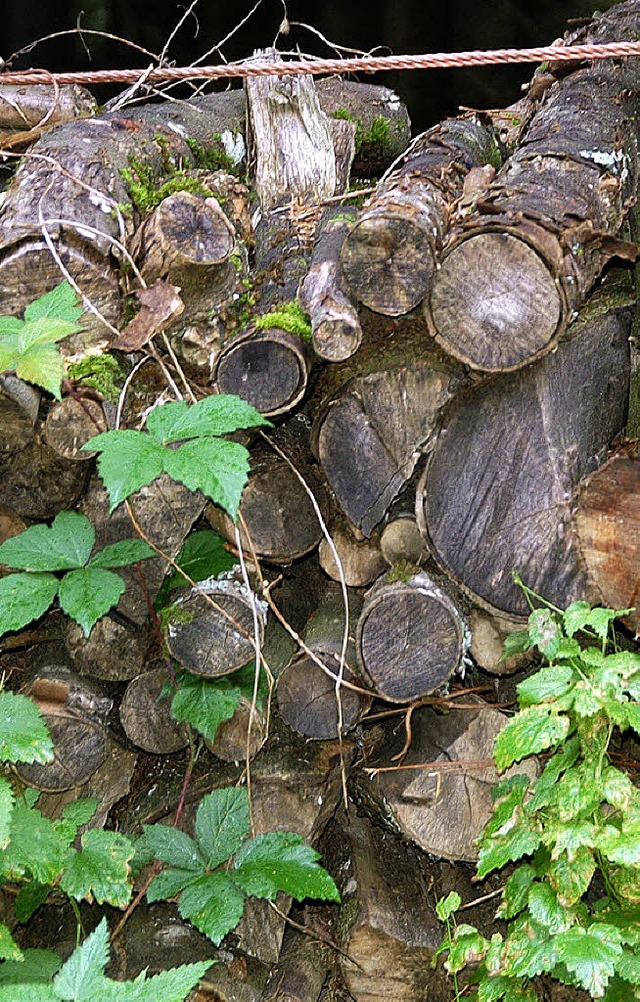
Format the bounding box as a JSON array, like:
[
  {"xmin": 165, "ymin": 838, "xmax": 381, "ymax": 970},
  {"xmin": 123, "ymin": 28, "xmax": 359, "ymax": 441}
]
[
  {"xmin": 67, "ymin": 353, "xmax": 126, "ymax": 403},
  {"xmin": 254, "ymin": 302, "xmax": 312, "ymax": 341},
  {"xmin": 332, "ymin": 109, "xmax": 392, "ymax": 154}
]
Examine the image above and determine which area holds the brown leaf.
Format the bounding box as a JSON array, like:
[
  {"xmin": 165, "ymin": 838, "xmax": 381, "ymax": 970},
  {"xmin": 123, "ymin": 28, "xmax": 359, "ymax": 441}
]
[{"xmin": 112, "ymin": 281, "xmax": 184, "ymax": 351}]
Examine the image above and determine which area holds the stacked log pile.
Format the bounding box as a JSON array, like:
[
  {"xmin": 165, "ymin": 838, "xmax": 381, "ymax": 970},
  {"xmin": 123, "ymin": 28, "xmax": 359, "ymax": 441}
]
[{"xmin": 1, "ymin": 2, "xmax": 640, "ymax": 999}]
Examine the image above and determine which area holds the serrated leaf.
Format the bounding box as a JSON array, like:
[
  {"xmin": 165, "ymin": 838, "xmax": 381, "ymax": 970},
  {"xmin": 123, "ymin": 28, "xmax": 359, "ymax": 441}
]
[
  {"xmin": 0, "ymin": 947, "xmax": 60, "ymax": 980},
  {"xmin": 499, "ymin": 865, "xmax": 537, "ymax": 920},
  {"xmin": 195, "ymin": 787, "xmax": 250, "ymax": 869},
  {"xmin": 0, "ymin": 924, "xmax": 23, "ymax": 963},
  {"xmin": 573, "ymin": 682, "xmax": 604, "ymax": 718},
  {"xmin": 170, "ymin": 674, "xmax": 242, "ymax": 745},
  {"xmin": 614, "ymin": 948, "xmax": 640, "ymax": 986},
  {"xmin": 501, "ymin": 628, "xmax": 533, "ymax": 660},
  {"xmin": 0, "ymin": 571, "xmax": 59, "ymax": 637},
  {"xmin": 484, "ymin": 776, "xmax": 530, "ymax": 838},
  {"xmin": 178, "ymin": 871, "xmax": 246, "ymax": 945},
  {"xmin": 0, "ymin": 777, "xmax": 14, "ymax": 848},
  {"xmin": 494, "ymin": 706, "xmax": 570, "ymax": 771},
  {"xmin": 546, "ymin": 820, "xmax": 597, "ymax": 859},
  {"xmin": 146, "ymin": 395, "xmax": 268, "ymax": 444},
  {"xmin": 233, "ymin": 832, "xmax": 340, "ymax": 902},
  {"xmin": 18, "ymin": 317, "xmax": 79, "ymax": 349},
  {"xmin": 89, "ymin": 539, "xmax": 156, "ymax": 568},
  {"xmin": 527, "ymin": 882, "xmax": 571, "ymax": 933},
  {"xmin": 16, "ymin": 344, "xmax": 66, "ymax": 399},
  {"xmin": 478, "ymin": 976, "xmax": 537, "ymax": 1002},
  {"xmin": 585, "ymin": 608, "xmax": 624, "ymax": 644},
  {"xmin": 52, "ymin": 916, "xmax": 109, "ymax": 999},
  {"xmin": 0, "ymin": 986, "xmax": 54, "ymax": 1001},
  {"xmin": 603, "ymin": 767, "xmax": 636, "ymax": 811},
  {"xmin": 563, "ymin": 601, "xmax": 594, "ymax": 637},
  {"xmin": 3, "ymin": 799, "xmax": 71, "ymax": 884},
  {"xmin": 139, "ymin": 824, "xmax": 203, "ymax": 871},
  {"xmin": 61, "ymin": 798, "xmax": 99, "ymax": 829},
  {"xmin": 528, "ymin": 608, "xmax": 564, "ymax": 658},
  {"xmin": 158, "ymin": 530, "xmax": 237, "ymax": 603},
  {"xmin": 547, "ymin": 845, "xmax": 596, "ymax": 906},
  {"xmin": 528, "ymin": 735, "xmax": 581, "ymax": 811},
  {"xmin": 15, "ymin": 881, "xmax": 50, "ymax": 923},
  {"xmin": 509, "ymin": 934, "xmax": 560, "ymax": 979},
  {"xmin": 516, "ymin": 665, "xmax": 575, "ymax": 708},
  {"xmin": 24, "ymin": 282, "xmax": 83, "ymax": 325},
  {"xmin": 445, "ymin": 925, "xmax": 490, "ymax": 974},
  {"xmin": 146, "ymin": 866, "xmax": 203, "ymax": 903},
  {"xmin": 0, "ymin": 512, "xmax": 94, "ymax": 571},
  {"xmin": 0, "ymin": 315, "xmax": 24, "ymax": 335},
  {"xmin": 87, "ymin": 431, "xmax": 166, "ymax": 511},
  {"xmin": 555, "ymin": 927, "xmax": 621, "ymax": 995},
  {"xmin": 60, "ymin": 830, "xmax": 134, "ymax": 907},
  {"xmin": 476, "ymin": 822, "xmax": 542, "ymax": 880},
  {"xmin": 104, "ymin": 960, "xmax": 214, "ymax": 1001},
  {"xmin": 599, "ymin": 830, "xmax": 640, "ymax": 866},
  {"xmin": 0, "ymin": 691, "xmax": 53, "ymax": 765},
  {"xmin": 58, "ymin": 567, "xmax": 125, "ymax": 636},
  {"xmin": 613, "ymin": 702, "xmax": 640, "ymax": 739},
  {"xmin": 436, "ymin": 891, "xmax": 461, "ymax": 922},
  {"xmin": 163, "ymin": 438, "xmax": 250, "ymax": 520}
]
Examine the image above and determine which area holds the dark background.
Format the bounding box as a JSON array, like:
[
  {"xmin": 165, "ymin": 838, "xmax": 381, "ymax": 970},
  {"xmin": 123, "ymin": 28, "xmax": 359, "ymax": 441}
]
[{"xmin": 5, "ymin": 0, "xmax": 619, "ymax": 132}]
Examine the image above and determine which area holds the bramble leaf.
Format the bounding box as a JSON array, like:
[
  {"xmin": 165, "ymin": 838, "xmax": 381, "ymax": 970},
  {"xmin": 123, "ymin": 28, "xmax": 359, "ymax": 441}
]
[
  {"xmin": 0, "ymin": 567, "xmax": 60, "ymax": 630},
  {"xmin": 195, "ymin": 787, "xmax": 250, "ymax": 870},
  {"xmin": 233, "ymin": 832, "xmax": 340, "ymax": 902},
  {"xmin": 139, "ymin": 824, "xmax": 203, "ymax": 871},
  {"xmin": 494, "ymin": 706, "xmax": 570, "ymax": 771},
  {"xmin": 60, "ymin": 830, "xmax": 134, "ymax": 907},
  {"xmin": 14, "ymin": 881, "xmax": 50, "ymax": 923},
  {"xmin": 170, "ymin": 673, "xmax": 242, "ymax": 745},
  {"xmin": 51, "ymin": 917, "xmax": 110, "ymax": 999},
  {"xmin": 89, "ymin": 539, "xmax": 156, "ymax": 568},
  {"xmin": 178, "ymin": 872, "xmax": 246, "ymax": 945},
  {"xmin": 2, "ymin": 799, "xmax": 71, "ymax": 884},
  {"xmin": 0, "ymin": 511, "xmax": 94, "ymax": 571},
  {"xmin": 0, "ymin": 924, "xmax": 23, "ymax": 963},
  {"xmin": 0, "ymin": 691, "xmax": 53, "ymax": 765},
  {"xmin": 527, "ymin": 882, "xmax": 571, "ymax": 933},
  {"xmin": 23, "ymin": 281, "xmax": 83, "ymax": 325},
  {"xmin": 145, "ymin": 395, "xmax": 268, "ymax": 444},
  {"xmin": 0, "ymin": 777, "xmax": 14, "ymax": 849},
  {"xmin": 547, "ymin": 846, "xmax": 596, "ymax": 906},
  {"xmin": 0, "ymin": 946, "xmax": 60, "ymax": 980},
  {"xmin": 501, "ymin": 628, "xmax": 532, "ymax": 660},
  {"xmin": 157, "ymin": 530, "xmax": 237, "ymax": 604},
  {"xmin": 14, "ymin": 344, "xmax": 66, "ymax": 399},
  {"xmin": 87, "ymin": 430, "xmax": 166, "ymax": 511},
  {"xmin": 555, "ymin": 926, "xmax": 621, "ymax": 995},
  {"xmin": 445, "ymin": 924, "xmax": 490, "ymax": 974},
  {"xmin": 146, "ymin": 866, "xmax": 202, "ymax": 903},
  {"xmin": 476, "ymin": 822, "xmax": 542, "ymax": 880},
  {"xmin": 163, "ymin": 437, "xmax": 250, "ymax": 520},
  {"xmin": 516, "ymin": 665, "xmax": 575, "ymax": 708},
  {"xmin": 498, "ymin": 865, "xmax": 537, "ymax": 920},
  {"xmin": 435, "ymin": 891, "xmax": 461, "ymax": 922},
  {"xmin": 528, "ymin": 608, "xmax": 563, "ymax": 658},
  {"xmin": 58, "ymin": 567, "xmax": 125, "ymax": 636}
]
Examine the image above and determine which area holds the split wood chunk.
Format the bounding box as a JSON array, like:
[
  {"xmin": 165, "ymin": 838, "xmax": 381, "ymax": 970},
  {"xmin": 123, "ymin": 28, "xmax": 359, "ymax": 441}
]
[
  {"xmin": 468, "ymin": 608, "xmax": 534, "ymax": 675},
  {"xmin": 341, "ymin": 117, "xmax": 498, "ymax": 317},
  {"xmin": 0, "ymin": 507, "xmax": 26, "ymax": 573},
  {"xmin": 165, "ymin": 576, "xmax": 265, "ymax": 679},
  {"xmin": 299, "ymin": 206, "xmax": 363, "ymax": 362},
  {"xmin": 313, "ymin": 355, "xmax": 463, "ymax": 536},
  {"xmin": 416, "ymin": 307, "xmax": 630, "ymax": 618},
  {"xmin": 356, "ymin": 570, "xmax": 469, "ymax": 703},
  {"xmin": 17, "ymin": 662, "xmax": 112, "ymax": 792},
  {"xmin": 215, "ymin": 326, "xmax": 312, "ymax": 418},
  {"xmin": 120, "ymin": 667, "xmax": 189, "ymax": 754},
  {"xmin": 262, "ymin": 905, "xmax": 333, "ymax": 1002},
  {"xmin": 575, "ymin": 444, "xmax": 640, "ymax": 635},
  {"xmin": 0, "ymin": 389, "xmax": 37, "ymax": 457},
  {"xmin": 0, "ymin": 436, "xmax": 88, "ymax": 520},
  {"xmin": 64, "ymin": 614, "xmax": 150, "ymax": 682},
  {"xmin": 427, "ymin": 4, "xmax": 640, "ymax": 370},
  {"xmin": 206, "ymin": 420, "xmax": 324, "ymax": 564},
  {"xmin": 43, "ymin": 396, "xmax": 107, "ymax": 460},
  {"xmin": 277, "ymin": 586, "xmax": 370, "ymax": 740},
  {"xmin": 318, "ymin": 516, "xmax": 387, "ymax": 588},
  {"xmin": 379, "ymin": 514, "xmax": 428, "ymax": 567}
]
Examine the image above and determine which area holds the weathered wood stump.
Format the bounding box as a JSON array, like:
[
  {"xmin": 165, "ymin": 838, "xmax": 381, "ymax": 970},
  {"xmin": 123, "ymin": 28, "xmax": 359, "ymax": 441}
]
[{"xmin": 120, "ymin": 667, "xmax": 189, "ymax": 754}]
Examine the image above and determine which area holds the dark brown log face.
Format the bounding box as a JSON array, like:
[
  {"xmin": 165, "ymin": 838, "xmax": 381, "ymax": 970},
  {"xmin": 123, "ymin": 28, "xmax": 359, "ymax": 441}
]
[
  {"xmin": 428, "ymin": 232, "xmax": 563, "ymax": 370},
  {"xmin": 417, "ymin": 311, "xmax": 630, "ymax": 617},
  {"xmin": 215, "ymin": 329, "xmax": 310, "ymax": 417},
  {"xmin": 341, "ymin": 213, "xmax": 436, "ymax": 317},
  {"xmin": 16, "ymin": 708, "xmax": 107, "ymax": 792},
  {"xmin": 120, "ymin": 668, "xmax": 189, "ymax": 754},
  {"xmin": 356, "ymin": 572, "xmax": 468, "ymax": 702},
  {"xmin": 165, "ymin": 583, "xmax": 262, "ymax": 678},
  {"xmin": 277, "ymin": 655, "xmax": 365, "ymax": 740}
]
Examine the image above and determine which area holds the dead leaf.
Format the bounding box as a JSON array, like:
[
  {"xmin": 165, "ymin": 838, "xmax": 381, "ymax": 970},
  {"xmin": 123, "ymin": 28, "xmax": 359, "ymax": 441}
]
[{"xmin": 112, "ymin": 280, "xmax": 184, "ymax": 351}]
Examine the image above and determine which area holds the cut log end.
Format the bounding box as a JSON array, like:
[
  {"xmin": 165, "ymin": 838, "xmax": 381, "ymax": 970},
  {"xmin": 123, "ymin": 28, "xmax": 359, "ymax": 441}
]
[
  {"xmin": 277, "ymin": 655, "xmax": 367, "ymax": 739},
  {"xmin": 428, "ymin": 232, "xmax": 563, "ymax": 370},
  {"xmin": 341, "ymin": 214, "xmax": 435, "ymax": 317},
  {"xmin": 215, "ymin": 328, "xmax": 310, "ymax": 417}
]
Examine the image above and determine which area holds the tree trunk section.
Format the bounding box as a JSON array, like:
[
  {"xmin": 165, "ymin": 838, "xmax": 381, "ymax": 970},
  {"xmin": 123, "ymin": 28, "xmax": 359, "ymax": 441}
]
[{"xmin": 119, "ymin": 667, "xmax": 189, "ymax": 754}]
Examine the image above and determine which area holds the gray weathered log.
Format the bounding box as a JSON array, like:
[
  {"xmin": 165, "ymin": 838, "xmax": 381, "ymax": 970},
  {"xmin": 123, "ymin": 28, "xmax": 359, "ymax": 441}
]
[
  {"xmin": 119, "ymin": 667, "xmax": 189, "ymax": 753},
  {"xmin": 0, "ymin": 83, "xmax": 96, "ymax": 129}
]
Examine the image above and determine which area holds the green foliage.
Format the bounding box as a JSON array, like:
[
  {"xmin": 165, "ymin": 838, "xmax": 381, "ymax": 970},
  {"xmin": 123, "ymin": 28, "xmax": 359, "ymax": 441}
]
[
  {"xmin": 121, "ymin": 153, "xmax": 216, "ymax": 214},
  {"xmin": 139, "ymin": 786, "xmax": 339, "ymax": 945},
  {"xmin": 0, "ymin": 511, "xmax": 155, "ymax": 639},
  {"xmin": 83, "ymin": 395, "xmax": 270, "ymax": 517},
  {"xmin": 0, "ymin": 918, "xmax": 212, "ymax": 1001},
  {"xmin": 169, "ymin": 663, "xmax": 269, "ymax": 746},
  {"xmin": 331, "ymin": 109, "xmax": 392, "ymax": 152},
  {"xmin": 185, "ymin": 136, "xmax": 237, "ymax": 174},
  {"xmin": 0, "ymin": 282, "xmax": 83, "ymax": 398},
  {"xmin": 67, "ymin": 354, "xmax": 126, "ymax": 404},
  {"xmin": 254, "ymin": 302, "xmax": 312, "ymax": 341},
  {"xmin": 154, "ymin": 529, "xmax": 237, "ymax": 608},
  {"xmin": 435, "ymin": 600, "xmax": 640, "ymax": 1000}
]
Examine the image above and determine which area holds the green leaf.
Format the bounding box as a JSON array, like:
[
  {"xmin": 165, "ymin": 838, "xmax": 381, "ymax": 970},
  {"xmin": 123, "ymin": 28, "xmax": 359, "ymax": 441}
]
[
  {"xmin": 603, "ymin": 767, "xmax": 636, "ymax": 811},
  {"xmin": 547, "ymin": 846, "xmax": 596, "ymax": 906},
  {"xmin": 476, "ymin": 822, "xmax": 542, "ymax": 881},
  {"xmin": 0, "ymin": 987, "xmax": 55, "ymax": 1001},
  {"xmin": 0, "ymin": 571, "xmax": 59, "ymax": 637},
  {"xmin": 528, "ymin": 736, "xmax": 581, "ymax": 811},
  {"xmin": 157, "ymin": 530, "xmax": 237, "ymax": 604},
  {"xmin": 195, "ymin": 787, "xmax": 250, "ymax": 869},
  {"xmin": 501, "ymin": 629, "xmax": 532, "ymax": 660},
  {"xmin": 436, "ymin": 891, "xmax": 461, "ymax": 922},
  {"xmin": 0, "ymin": 512, "xmax": 94, "ymax": 572},
  {"xmin": 15, "ymin": 881, "xmax": 51, "ymax": 923},
  {"xmin": 178, "ymin": 871, "xmax": 246, "ymax": 945},
  {"xmin": 555, "ymin": 927, "xmax": 621, "ymax": 995},
  {"xmin": 87, "ymin": 431, "xmax": 166, "ymax": 511},
  {"xmin": 58, "ymin": 567, "xmax": 125, "ymax": 636},
  {"xmin": 0, "ymin": 948, "xmax": 61, "ymax": 982},
  {"xmin": 170, "ymin": 674, "xmax": 242, "ymax": 745},
  {"xmin": 0, "ymin": 924, "xmax": 23, "ymax": 963},
  {"xmin": 585, "ymin": 608, "xmax": 625, "ymax": 644},
  {"xmin": 14, "ymin": 344, "xmax": 66, "ymax": 398},
  {"xmin": 89, "ymin": 539, "xmax": 156, "ymax": 568},
  {"xmin": 139, "ymin": 824, "xmax": 203, "ymax": 871},
  {"xmin": 146, "ymin": 867, "xmax": 203, "ymax": 903},
  {"xmin": 478, "ymin": 976, "xmax": 538, "ymax": 1001},
  {"xmin": 498, "ymin": 865, "xmax": 537, "ymax": 920},
  {"xmin": 516, "ymin": 664, "xmax": 575, "ymax": 708},
  {"xmin": 509, "ymin": 934, "xmax": 560, "ymax": 979},
  {"xmin": 599, "ymin": 829, "xmax": 640, "ymax": 866},
  {"xmin": 60, "ymin": 830, "xmax": 134, "ymax": 907},
  {"xmin": 0, "ymin": 691, "xmax": 53, "ymax": 765},
  {"xmin": 233, "ymin": 832, "xmax": 340, "ymax": 902},
  {"xmin": 445, "ymin": 924, "xmax": 490, "ymax": 974},
  {"xmin": 494, "ymin": 706, "xmax": 570, "ymax": 771},
  {"xmin": 18, "ymin": 317, "xmax": 79, "ymax": 350},
  {"xmin": 23, "ymin": 282, "xmax": 83, "ymax": 326},
  {"xmin": 104, "ymin": 961, "xmax": 214, "ymax": 1001},
  {"xmin": 52, "ymin": 917, "xmax": 110, "ymax": 999},
  {"xmin": 545, "ymin": 820, "xmax": 597, "ymax": 859},
  {"xmin": 0, "ymin": 777, "xmax": 14, "ymax": 848},
  {"xmin": 3, "ymin": 799, "xmax": 71, "ymax": 884},
  {"xmin": 563, "ymin": 601, "xmax": 595, "ymax": 637},
  {"xmin": 527, "ymin": 882, "xmax": 571, "ymax": 933},
  {"xmin": 528, "ymin": 608, "xmax": 564, "ymax": 658},
  {"xmin": 61, "ymin": 799, "xmax": 99, "ymax": 829},
  {"xmin": 163, "ymin": 438, "xmax": 250, "ymax": 520},
  {"xmin": 146, "ymin": 395, "xmax": 268, "ymax": 444},
  {"xmin": 0, "ymin": 315, "xmax": 24, "ymax": 335},
  {"xmin": 614, "ymin": 948, "xmax": 640, "ymax": 986}
]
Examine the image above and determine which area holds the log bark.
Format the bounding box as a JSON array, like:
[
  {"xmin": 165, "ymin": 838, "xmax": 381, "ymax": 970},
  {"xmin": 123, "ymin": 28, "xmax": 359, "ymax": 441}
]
[
  {"xmin": 574, "ymin": 443, "xmax": 639, "ymax": 635},
  {"xmin": 0, "ymin": 83, "xmax": 96, "ymax": 129},
  {"xmin": 340, "ymin": 116, "xmax": 499, "ymax": 316},
  {"xmin": 277, "ymin": 586, "xmax": 370, "ymax": 739},
  {"xmin": 119, "ymin": 666, "xmax": 189, "ymax": 754},
  {"xmin": 312, "ymin": 334, "xmax": 464, "ymax": 536},
  {"xmin": 298, "ymin": 206, "xmax": 363, "ymax": 362},
  {"xmin": 426, "ymin": 3, "xmax": 640, "ymax": 370},
  {"xmin": 416, "ymin": 302, "xmax": 630, "ymax": 617},
  {"xmin": 356, "ymin": 570, "xmax": 469, "ymax": 703}
]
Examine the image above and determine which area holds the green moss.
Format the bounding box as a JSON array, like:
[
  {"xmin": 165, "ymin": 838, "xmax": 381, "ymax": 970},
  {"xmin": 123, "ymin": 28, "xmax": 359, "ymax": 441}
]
[
  {"xmin": 186, "ymin": 136, "xmax": 237, "ymax": 174},
  {"xmin": 485, "ymin": 136, "xmax": 502, "ymax": 172},
  {"xmin": 67, "ymin": 353, "xmax": 126, "ymax": 403},
  {"xmin": 332, "ymin": 109, "xmax": 391, "ymax": 154},
  {"xmin": 121, "ymin": 154, "xmax": 214, "ymax": 215},
  {"xmin": 384, "ymin": 560, "xmax": 419, "ymax": 584},
  {"xmin": 158, "ymin": 603, "xmax": 196, "ymax": 632},
  {"xmin": 254, "ymin": 302, "xmax": 312, "ymax": 341}
]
